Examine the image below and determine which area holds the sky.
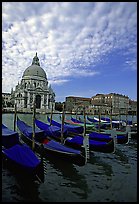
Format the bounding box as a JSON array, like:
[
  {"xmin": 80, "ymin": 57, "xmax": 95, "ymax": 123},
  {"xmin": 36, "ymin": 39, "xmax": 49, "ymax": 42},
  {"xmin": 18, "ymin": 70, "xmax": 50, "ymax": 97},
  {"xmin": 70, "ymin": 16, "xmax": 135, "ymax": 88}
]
[{"xmin": 2, "ymin": 2, "xmax": 137, "ymax": 102}]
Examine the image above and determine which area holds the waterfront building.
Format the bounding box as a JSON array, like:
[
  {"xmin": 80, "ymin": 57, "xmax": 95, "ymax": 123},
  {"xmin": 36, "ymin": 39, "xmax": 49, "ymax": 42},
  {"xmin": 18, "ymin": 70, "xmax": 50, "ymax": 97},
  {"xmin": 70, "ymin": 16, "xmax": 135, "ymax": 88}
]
[
  {"xmin": 65, "ymin": 93, "xmax": 135, "ymax": 115},
  {"xmin": 128, "ymin": 99, "xmax": 137, "ymax": 115},
  {"xmin": 91, "ymin": 93, "xmax": 129, "ymax": 115},
  {"xmin": 2, "ymin": 93, "xmax": 12, "ymax": 107},
  {"xmin": 11, "ymin": 53, "xmax": 55, "ymax": 113},
  {"xmin": 65, "ymin": 96, "xmax": 91, "ymax": 113}
]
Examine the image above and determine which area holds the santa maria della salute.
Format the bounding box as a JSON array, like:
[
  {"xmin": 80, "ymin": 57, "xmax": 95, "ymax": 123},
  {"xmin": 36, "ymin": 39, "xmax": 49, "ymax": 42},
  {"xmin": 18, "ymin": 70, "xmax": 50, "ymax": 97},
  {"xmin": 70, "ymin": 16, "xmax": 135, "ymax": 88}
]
[{"xmin": 10, "ymin": 53, "xmax": 55, "ymax": 113}]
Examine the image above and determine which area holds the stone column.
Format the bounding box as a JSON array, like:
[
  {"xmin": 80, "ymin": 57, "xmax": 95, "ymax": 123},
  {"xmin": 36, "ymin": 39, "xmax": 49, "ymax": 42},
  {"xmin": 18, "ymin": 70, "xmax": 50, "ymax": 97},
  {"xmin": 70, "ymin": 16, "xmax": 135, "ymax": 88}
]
[
  {"xmin": 27, "ymin": 92, "xmax": 30, "ymax": 108},
  {"xmin": 46, "ymin": 94, "xmax": 49, "ymax": 109},
  {"xmin": 33, "ymin": 93, "xmax": 36, "ymax": 105},
  {"xmin": 41, "ymin": 95, "xmax": 44, "ymax": 109}
]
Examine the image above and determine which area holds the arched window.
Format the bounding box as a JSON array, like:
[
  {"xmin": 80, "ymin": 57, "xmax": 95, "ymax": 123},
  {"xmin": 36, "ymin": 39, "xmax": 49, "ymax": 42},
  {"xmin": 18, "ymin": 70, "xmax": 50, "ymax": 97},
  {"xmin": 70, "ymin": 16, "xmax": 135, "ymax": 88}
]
[{"xmin": 35, "ymin": 95, "xmax": 41, "ymax": 109}]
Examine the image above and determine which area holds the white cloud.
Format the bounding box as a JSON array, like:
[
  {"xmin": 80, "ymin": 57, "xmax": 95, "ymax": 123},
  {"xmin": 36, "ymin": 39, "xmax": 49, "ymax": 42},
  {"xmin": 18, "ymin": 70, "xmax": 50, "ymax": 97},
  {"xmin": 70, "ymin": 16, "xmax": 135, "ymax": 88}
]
[{"xmin": 2, "ymin": 2, "xmax": 137, "ymax": 93}]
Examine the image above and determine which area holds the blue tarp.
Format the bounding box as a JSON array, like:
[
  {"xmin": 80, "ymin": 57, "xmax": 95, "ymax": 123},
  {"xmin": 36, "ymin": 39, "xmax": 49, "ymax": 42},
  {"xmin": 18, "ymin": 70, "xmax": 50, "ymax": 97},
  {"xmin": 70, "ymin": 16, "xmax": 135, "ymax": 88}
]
[
  {"xmin": 89, "ymin": 131, "xmax": 111, "ymax": 139},
  {"xmin": 45, "ymin": 140, "xmax": 81, "ymax": 154},
  {"xmin": 101, "ymin": 117, "xmax": 111, "ymax": 122},
  {"xmin": 17, "ymin": 117, "xmax": 46, "ymax": 140},
  {"xmin": 35, "ymin": 119, "xmax": 67, "ymax": 137},
  {"xmin": 2, "ymin": 124, "xmax": 19, "ymax": 148},
  {"xmin": 71, "ymin": 117, "xmax": 84, "ymax": 124},
  {"xmin": 47, "ymin": 116, "xmax": 84, "ymax": 134},
  {"xmin": 3, "ymin": 144, "xmax": 40, "ymax": 169},
  {"xmin": 87, "ymin": 116, "xmax": 98, "ymax": 123},
  {"xmin": 17, "ymin": 118, "xmax": 82, "ymax": 155},
  {"xmin": 71, "ymin": 117, "xmax": 93, "ymax": 125},
  {"xmin": 89, "ymin": 131, "xmax": 125, "ymax": 139},
  {"xmin": 66, "ymin": 135, "xmax": 107, "ymax": 146}
]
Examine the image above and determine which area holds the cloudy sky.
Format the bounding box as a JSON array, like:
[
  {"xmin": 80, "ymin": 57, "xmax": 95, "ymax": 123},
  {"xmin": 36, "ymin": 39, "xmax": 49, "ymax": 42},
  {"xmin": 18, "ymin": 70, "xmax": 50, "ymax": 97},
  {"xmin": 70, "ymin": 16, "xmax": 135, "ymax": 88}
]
[{"xmin": 2, "ymin": 2, "xmax": 137, "ymax": 102}]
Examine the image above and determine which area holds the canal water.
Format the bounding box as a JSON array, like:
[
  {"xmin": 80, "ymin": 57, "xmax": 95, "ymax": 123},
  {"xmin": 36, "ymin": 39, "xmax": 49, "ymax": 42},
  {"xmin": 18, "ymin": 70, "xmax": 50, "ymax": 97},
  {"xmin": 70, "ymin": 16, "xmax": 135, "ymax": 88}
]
[{"xmin": 2, "ymin": 113, "xmax": 137, "ymax": 202}]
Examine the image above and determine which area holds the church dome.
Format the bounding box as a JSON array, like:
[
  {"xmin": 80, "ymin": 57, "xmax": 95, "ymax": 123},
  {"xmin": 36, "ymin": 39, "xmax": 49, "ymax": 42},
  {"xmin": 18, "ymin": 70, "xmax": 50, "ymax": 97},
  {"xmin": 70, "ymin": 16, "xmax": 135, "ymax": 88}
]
[{"xmin": 22, "ymin": 53, "xmax": 47, "ymax": 79}]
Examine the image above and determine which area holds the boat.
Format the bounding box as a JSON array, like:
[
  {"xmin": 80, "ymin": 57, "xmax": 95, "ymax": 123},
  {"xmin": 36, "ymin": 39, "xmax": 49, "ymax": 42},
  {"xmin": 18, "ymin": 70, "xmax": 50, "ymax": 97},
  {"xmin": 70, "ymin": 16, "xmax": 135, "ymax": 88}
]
[
  {"xmin": 87, "ymin": 116, "xmax": 122, "ymax": 129},
  {"xmin": 69, "ymin": 117, "xmax": 91, "ymax": 125},
  {"xmin": 87, "ymin": 116, "xmax": 99, "ymax": 123},
  {"xmin": 35, "ymin": 118, "xmax": 68, "ymax": 139},
  {"xmin": 17, "ymin": 117, "xmax": 86, "ymax": 166},
  {"xmin": 70, "ymin": 117, "xmax": 95, "ymax": 130},
  {"xmin": 60, "ymin": 116, "xmax": 128, "ymax": 144},
  {"xmin": 2, "ymin": 124, "xmax": 44, "ymax": 181},
  {"xmin": 101, "ymin": 116, "xmax": 132, "ymax": 126},
  {"xmin": 47, "ymin": 116, "xmax": 84, "ymax": 134},
  {"xmin": 64, "ymin": 135, "xmax": 115, "ymax": 153},
  {"xmin": 89, "ymin": 130, "xmax": 129, "ymax": 144},
  {"xmin": 62, "ymin": 117, "xmax": 95, "ymax": 133},
  {"xmin": 43, "ymin": 117, "xmax": 114, "ymax": 153}
]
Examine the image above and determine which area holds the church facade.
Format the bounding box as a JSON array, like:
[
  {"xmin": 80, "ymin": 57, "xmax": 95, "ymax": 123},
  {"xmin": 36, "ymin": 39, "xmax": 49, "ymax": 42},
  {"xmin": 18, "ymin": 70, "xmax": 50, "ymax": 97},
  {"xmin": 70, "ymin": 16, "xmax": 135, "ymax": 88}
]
[{"xmin": 11, "ymin": 53, "xmax": 55, "ymax": 113}]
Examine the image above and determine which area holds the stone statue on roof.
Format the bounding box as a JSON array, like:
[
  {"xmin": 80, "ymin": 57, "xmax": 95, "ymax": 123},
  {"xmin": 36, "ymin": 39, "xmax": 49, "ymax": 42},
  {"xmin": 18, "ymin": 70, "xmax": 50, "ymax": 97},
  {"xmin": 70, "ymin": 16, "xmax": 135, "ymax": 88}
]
[{"xmin": 32, "ymin": 52, "xmax": 40, "ymax": 66}]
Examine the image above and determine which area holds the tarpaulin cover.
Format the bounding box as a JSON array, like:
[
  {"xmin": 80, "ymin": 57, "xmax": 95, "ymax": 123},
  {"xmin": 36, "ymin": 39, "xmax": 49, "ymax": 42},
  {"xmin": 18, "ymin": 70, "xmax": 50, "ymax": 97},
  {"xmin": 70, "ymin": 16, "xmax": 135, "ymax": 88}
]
[
  {"xmin": 47, "ymin": 116, "xmax": 84, "ymax": 134},
  {"xmin": 89, "ymin": 131, "xmax": 125, "ymax": 139},
  {"xmin": 2, "ymin": 124, "xmax": 19, "ymax": 148},
  {"xmin": 35, "ymin": 118, "xmax": 67, "ymax": 137},
  {"xmin": 70, "ymin": 117, "xmax": 95, "ymax": 127},
  {"xmin": 45, "ymin": 140, "xmax": 81, "ymax": 154},
  {"xmin": 66, "ymin": 135, "xmax": 107, "ymax": 146},
  {"xmin": 89, "ymin": 131, "xmax": 112, "ymax": 139},
  {"xmin": 3, "ymin": 144, "xmax": 40, "ymax": 168},
  {"xmin": 101, "ymin": 117, "xmax": 111, "ymax": 122},
  {"xmin": 17, "ymin": 117, "xmax": 46, "ymax": 140},
  {"xmin": 87, "ymin": 116, "xmax": 98, "ymax": 123}
]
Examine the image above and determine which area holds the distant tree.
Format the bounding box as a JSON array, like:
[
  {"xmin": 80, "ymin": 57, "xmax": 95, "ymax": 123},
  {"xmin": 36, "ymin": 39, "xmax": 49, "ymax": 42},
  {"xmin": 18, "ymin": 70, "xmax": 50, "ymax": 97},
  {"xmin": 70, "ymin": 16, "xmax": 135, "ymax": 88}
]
[
  {"xmin": 2, "ymin": 97, "xmax": 5, "ymax": 107},
  {"xmin": 6, "ymin": 101, "xmax": 13, "ymax": 107},
  {"xmin": 55, "ymin": 102, "xmax": 64, "ymax": 112}
]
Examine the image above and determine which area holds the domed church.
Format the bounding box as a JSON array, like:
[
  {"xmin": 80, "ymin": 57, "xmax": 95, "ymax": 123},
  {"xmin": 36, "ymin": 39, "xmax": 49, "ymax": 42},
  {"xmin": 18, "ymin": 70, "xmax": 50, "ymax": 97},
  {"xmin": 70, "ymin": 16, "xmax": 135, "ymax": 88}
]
[{"xmin": 11, "ymin": 53, "xmax": 55, "ymax": 113}]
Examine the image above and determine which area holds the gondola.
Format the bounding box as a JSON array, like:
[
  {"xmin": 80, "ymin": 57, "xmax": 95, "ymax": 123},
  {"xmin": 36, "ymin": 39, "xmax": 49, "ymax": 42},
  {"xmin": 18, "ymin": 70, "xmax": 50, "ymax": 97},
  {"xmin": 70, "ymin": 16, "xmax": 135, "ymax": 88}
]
[
  {"xmin": 64, "ymin": 135, "xmax": 115, "ymax": 153},
  {"xmin": 71, "ymin": 117, "xmax": 93, "ymax": 125},
  {"xmin": 65, "ymin": 117, "xmax": 95, "ymax": 132},
  {"xmin": 36, "ymin": 118, "xmax": 115, "ymax": 153},
  {"xmin": 47, "ymin": 116, "xmax": 84, "ymax": 134},
  {"xmin": 17, "ymin": 117, "xmax": 86, "ymax": 166},
  {"xmin": 2, "ymin": 124, "xmax": 44, "ymax": 181},
  {"xmin": 89, "ymin": 130, "xmax": 129, "ymax": 144},
  {"xmin": 35, "ymin": 118, "xmax": 68, "ymax": 139}
]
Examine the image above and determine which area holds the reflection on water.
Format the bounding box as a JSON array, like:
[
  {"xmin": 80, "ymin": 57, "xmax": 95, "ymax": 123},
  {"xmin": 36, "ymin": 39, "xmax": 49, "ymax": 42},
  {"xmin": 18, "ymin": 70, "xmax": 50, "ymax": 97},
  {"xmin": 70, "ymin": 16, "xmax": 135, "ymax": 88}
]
[
  {"xmin": 89, "ymin": 153, "xmax": 113, "ymax": 177},
  {"xmin": 2, "ymin": 113, "xmax": 137, "ymax": 202},
  {"xmin": 2, "ymin": 167, "xmax": 43, "ymax": 202},
  {"xmin": 41, "ymin": 158, "xmax": 90, "ymax": 200},
  {"xmin": 114, "ymin": 148, "xmax": 129, "ymax": 164}
]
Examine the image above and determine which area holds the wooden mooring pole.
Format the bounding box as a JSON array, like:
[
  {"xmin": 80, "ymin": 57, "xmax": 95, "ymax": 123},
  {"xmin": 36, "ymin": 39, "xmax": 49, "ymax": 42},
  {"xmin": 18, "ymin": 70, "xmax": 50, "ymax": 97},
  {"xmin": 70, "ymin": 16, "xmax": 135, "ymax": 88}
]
[
  {"xmin": 32, "ymin": 102, "xmax": 36, "ymax": 151},
  {"xmin": 50, "ymin": 103, "xmax": 53, "ymax": 126},
  {"xmin": 110, "ymin": 105, "xmax": 113, "ymax": 130},
  {"xmin": 61, "ymin": 103, "xmax": 65, "ymax": 144},
  {"xmin": 83, "ymin": 106, "xmax": 89, "ymax": 163},
  {"xmin": 98, "ymin": 107, "xmax": 101, "ymax": 132},
  {"xmin": 14, "ymin": 103, "xmax": 17, "ymax": 131}
]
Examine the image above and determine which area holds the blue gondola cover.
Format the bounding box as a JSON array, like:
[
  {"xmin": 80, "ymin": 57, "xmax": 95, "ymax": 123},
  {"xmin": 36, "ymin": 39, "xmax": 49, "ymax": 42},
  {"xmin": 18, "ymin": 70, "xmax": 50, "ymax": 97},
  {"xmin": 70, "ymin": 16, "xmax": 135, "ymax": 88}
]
[{"xmin": 3, "ymin": 144, "xmax": 40, "ymax": 169}]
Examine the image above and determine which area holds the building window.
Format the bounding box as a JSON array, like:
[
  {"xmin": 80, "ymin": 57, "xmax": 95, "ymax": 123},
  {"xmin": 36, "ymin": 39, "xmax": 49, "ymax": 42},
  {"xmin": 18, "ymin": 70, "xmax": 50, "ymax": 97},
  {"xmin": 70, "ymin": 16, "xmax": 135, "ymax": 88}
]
[
  {"xmin": 30, "ymin": 94, "xmax": 33, "ymax": 103},
  {"xmin": 44, "ymin": 95, "xmax": 47, "ymax": 104}
]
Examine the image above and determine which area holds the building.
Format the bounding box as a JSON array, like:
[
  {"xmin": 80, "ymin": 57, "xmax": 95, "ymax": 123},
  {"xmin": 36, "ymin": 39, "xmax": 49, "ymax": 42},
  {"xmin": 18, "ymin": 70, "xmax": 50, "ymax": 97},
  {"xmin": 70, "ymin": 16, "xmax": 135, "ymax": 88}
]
[
  {"xmin": 65, "ymin": 96, "xmax": 91, "ymax": 113},
  {"xmin": 2, "ymin": 93, "xmax": 12, "ymax": 107},
  {"xmin": 91, "ymin": 93, "xmax": 129, "ymax": 115},
  {"xmin": 11, "ymin": 53, "xmax": 55, "ymax": 113},
  {"xmin": 128, "ymin": 99, "xmax": 137, "ymax": 115},
  {"xmin": 65, "ymin": 93, "xmax": 134, "ymax": 115}
]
